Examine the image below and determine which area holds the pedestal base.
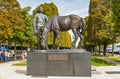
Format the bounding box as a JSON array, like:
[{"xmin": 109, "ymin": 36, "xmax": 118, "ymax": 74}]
[{"xmin": 27, "ymin": 49, "xmax": 91, "ymax": 76}]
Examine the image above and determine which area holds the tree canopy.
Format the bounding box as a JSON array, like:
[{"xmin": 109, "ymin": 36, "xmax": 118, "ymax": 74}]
[
  {"xmin": 88, "ymin": 0, "xmax": 115, "ymax": 55},
  {"xmin": 21, "ymin": 6, "xmax": 36, "ymax": 47},
  {"xmin": 111, "ymin": 0, "xmax": 120, "ymax": 33},
  {"xmin": 33, "ymin": 2, "xmax": 59, "ymax": 18},
  {"xmin": 0, "ymin": 0, "xmax": 25, "ymax": 43},
  {"xmin": 89, "ymin": 0, "xmax": 114, "ymax": 44}
]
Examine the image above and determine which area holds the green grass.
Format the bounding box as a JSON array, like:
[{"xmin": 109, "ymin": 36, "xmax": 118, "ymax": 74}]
[
  {"xmin": 91, "ymin": 56, "xmax": 115, "ymax": 66},
  {"xmin": 13, "ymin": 61, "xmax": 27, "ymax": 66},
  {"xmin": 108, "ymin": 56, "xmax": 120, "ymax": 62}
]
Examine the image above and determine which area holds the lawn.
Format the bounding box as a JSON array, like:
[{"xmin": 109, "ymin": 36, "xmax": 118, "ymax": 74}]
[
  {"xmin": 13, "ymin": 61, "xmax": 27, "ymax": 66},
  {"xmin": 107, "ymin": 56, "xmax": 120, "ymax": 62},
  {"xmin": 91, "ymin": 56, "xmax": 115, "ymax": 66}
]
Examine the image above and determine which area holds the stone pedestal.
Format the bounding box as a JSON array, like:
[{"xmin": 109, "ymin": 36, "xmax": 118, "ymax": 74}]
[{"xmin": 27, "ymin": 49, "xmax": 91, "ymax": 76}]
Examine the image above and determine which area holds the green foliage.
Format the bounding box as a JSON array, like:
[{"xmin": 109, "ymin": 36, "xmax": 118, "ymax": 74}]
[
  {"xmin": 48, "ymin": 32, "xmax": 72, "ymax": 48},
  {"xmin": 89, "ymin": 0, "xmax": 114, "ymax": 44},
  {"xmin": 84, "ymin": 16, "xmax": 93, "ymax": 46},
  {"xmin": 0, "ymin": 0, "xmax": 25, "ymax": 42},
  {"xmin": 111, "ymin": 0, "xmax": 120, "ymax": 33},
  {"xmin": 33, "ymin": 2, "xmax": 59, "ymax": 18},
  {"xmin": 21, "ymin": 7, "xmax": 36, "ymax": 47}
]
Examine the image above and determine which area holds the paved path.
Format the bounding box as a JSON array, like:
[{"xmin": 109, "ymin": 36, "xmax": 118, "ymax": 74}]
[
  {"xmin": 0, "ymin": 61, "xmax": 26, "ymax": 79},
  {"xmin": 96, "ymin": 66, "xmax": 120, "ymax": 79},
  {"xmin": 94, "ymin": 55, "xmax": 120, "ymax": 79},
  {"xmin": 0, "ymin": 60, "xmax": 119, "ymax": 79}
]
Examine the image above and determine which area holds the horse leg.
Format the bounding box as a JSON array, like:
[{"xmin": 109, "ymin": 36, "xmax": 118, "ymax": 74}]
[
  {"xmin": 52, "ymin": 32, "xmax": 57, "ymax": 49},
  {"xmin": 77, "ymin": 30, "xmax": 84, "ymax": 48},
  {"xmin": 55, "ymin": 30, "xmax": 61, "ymax": 50},
  {"xmin": 72, "ymin": 29, "xmax": 79, "ymax": 49}
]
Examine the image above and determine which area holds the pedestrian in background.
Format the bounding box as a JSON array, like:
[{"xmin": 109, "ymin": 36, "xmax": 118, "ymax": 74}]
[
  {"xmin": 4, "ymin": 50, "xmax": 8, "ymax": 63},
  {"xmin": 0, "ymin": 51, "xmax": 3, "ymax": 62},
  {"xmin": 21, "ymin": 51, "xmax": 25, "ymax": 60},
  {"xmin": 1, "ymin": 50, "xmax": 5, "ymax": 62},
  {"xmin": 7, "ymin": 50, "xmax": 11, "ymax": 62}
]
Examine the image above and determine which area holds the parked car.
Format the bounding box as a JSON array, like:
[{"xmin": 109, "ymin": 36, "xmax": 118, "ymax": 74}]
[{"xmin": 107, "ymin": 48, "xmax": 120, "ymax": 54}]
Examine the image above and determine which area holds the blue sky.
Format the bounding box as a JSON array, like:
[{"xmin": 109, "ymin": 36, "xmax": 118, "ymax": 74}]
[{"xmin": 17, "ymin": 0, "xmax": 90, "ymax": 18}]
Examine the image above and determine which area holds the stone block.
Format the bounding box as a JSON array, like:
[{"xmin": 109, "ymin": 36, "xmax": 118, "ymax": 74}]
[{"xmin": 27, "ymin": 49, "xmax": 91, "ymax": 76}]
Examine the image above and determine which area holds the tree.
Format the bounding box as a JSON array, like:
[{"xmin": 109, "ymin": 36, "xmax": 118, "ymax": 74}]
[
  {"xmin": 33, "ymin": 2, "xmax": 59, "ymax": 18},
  {"xmin": 83, "ymin": 16, "xmax": 94, "ymax": 51},
  {"xmin": 0, "ymin": 0, "xmax": 25, "ymax": 60},
  {"xmin": 21, "ymin": 6, "xmax": 36, "ymax": 50},
  {"xmin": 111, "ymin": 0, "xmax": 120, "ymax": 56},
  {"xmin": 0, "ymin": 0, "xmax": 25, "ymax": 45},
  {"xmin": 89, "ymin": 0, "xmax": 114, "ymax": 55}
]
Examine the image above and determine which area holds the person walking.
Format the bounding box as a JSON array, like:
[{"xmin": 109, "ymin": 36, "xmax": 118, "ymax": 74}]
[
  {"xmin": 4, "ymin": 50, "xmax": 8, "ymax": 63},
  {"xmin": 21, "ymin": 51, "xmax": 25, "ymax": 60},
  {"xmin": 7, "ymin": 50, "xmax": 11, "ymax": 62},
  {"xmin": 1, "ymin": 50, "xmax": 5, "ymax": 62},
  {"xmin": 0, "ymin": 51, "xmax": 3, "ymax": 62}
]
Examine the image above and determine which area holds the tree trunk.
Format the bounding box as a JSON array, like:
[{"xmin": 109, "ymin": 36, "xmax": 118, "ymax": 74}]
[
  {"xmin": 8, "ymin": 39, "xmax": 12, "ymax": 50},
  {"xmin": 92, "ymin": 45, "xmax": 94, "ymax": 53},
  {"xmin": 30, "ymin": 38, "xmax": 32, "ymax": 52},
  {"xmin": 99, "ymin": 44, "xmax": 101, "ymax": 54},
  {"xmin": 14, "ymin": 39, "xmax": 17, "ymax": 60},
  {"xmin": 112, "ymin": 41, "xmax": 114, "ymax": 56},
  {"xmin": 103, "ymin": 43, "xmax": 107, "ymax": 56},
  {"xmin": 20, "ymin": 42, "xmax": 23, "ymax": 51}
]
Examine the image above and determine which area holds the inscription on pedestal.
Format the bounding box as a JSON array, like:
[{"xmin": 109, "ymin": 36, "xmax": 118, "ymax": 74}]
[{"xmin": 48, "ymin": 55, "xmax": 68, "ymax": 60}]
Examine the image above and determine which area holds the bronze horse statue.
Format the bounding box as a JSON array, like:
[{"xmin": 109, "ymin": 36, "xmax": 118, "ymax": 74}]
[{"xmin": 42, "ymin": 14, "xmax": 86, "ymax": 49}]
